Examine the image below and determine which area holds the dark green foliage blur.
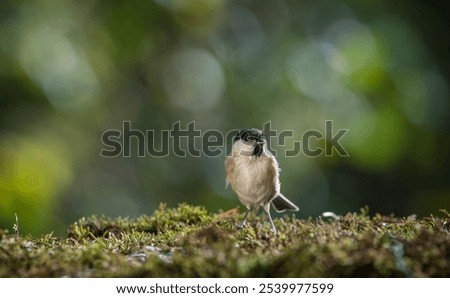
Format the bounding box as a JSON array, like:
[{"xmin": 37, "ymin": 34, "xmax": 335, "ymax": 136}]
[{"xmin": 0, "ymin": 0, "xmax": 449, "ymax": 235}]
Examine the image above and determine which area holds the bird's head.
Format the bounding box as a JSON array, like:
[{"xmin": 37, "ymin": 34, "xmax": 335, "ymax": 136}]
[{"xmin": 234, "ymin": 128, "xmax": 265, "ymax": 157}]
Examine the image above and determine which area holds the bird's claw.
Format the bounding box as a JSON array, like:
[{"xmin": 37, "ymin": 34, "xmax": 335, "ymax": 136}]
[{"xmin": 236, "ymin": 221, "xmax": 247, "ymax": 229}]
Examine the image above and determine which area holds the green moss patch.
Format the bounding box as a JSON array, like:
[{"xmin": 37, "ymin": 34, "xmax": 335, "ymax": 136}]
[{"xmin": 1, "ymin": 204, "xmax": 449, "ymax": 277}]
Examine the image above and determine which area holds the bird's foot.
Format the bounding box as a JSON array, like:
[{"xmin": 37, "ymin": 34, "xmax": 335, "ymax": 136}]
[
  {"xmin": 268, "ymin": 222, "xmax": 277, "ymax": 234},
  {"xmin": 236, "ymin": 221, "xmax": 247, "ymax": 229}
]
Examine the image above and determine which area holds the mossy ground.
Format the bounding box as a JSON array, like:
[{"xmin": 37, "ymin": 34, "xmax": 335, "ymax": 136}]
[{"xmin": 1, "ymin": 204, "xmax": 449, "ymax": 277}]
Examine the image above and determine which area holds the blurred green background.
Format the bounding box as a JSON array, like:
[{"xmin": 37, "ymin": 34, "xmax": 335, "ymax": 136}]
[{"xmin": 1, "ymin": 0, "xmax": 449, "ymax": 235}]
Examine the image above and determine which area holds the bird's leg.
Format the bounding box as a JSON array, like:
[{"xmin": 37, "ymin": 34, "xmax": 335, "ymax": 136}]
[
  {"xmin": 237, "ymin": 208, "xmax": 251, "ymax": 229},
  {"xmin": 263, "ymin": 203, "xmax": 277, "ymax": 234}
]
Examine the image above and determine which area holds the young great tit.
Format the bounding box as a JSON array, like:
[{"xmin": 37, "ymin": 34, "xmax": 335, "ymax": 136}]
[{"xmin": 224, "ymin": 128, "xmax": 299, "ymax": 233}]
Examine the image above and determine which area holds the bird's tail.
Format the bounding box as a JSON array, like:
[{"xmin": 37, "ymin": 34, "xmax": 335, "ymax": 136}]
[{"xmin": 271, "ymin": 193, "xmax": 299, "ymax": 213}]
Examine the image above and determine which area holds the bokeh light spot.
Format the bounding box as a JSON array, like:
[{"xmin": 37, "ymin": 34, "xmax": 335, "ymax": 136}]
[{"xmin": 163, "ymin": 47, "xmax": 225, "ymax": 113}]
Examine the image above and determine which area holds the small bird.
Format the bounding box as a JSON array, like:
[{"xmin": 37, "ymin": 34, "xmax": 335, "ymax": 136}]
[{"xmin": 225, "ymin": 128, "xmax": 299, "ymax": 233}]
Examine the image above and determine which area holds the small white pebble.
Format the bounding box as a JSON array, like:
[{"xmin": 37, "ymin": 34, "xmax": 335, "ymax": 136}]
[{"xmin": 322, "ymin": 212, "xmax": 341, "ymax": 220}]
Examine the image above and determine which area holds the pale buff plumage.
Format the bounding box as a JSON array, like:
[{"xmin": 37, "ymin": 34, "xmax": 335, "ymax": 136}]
[
  {"xmin": 225, "ymin": 140, "xmax": 279, "ymax": 209},
  {"xmin": 225, "ymin": 132, "xmax": 299, "ymax": 233}
]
